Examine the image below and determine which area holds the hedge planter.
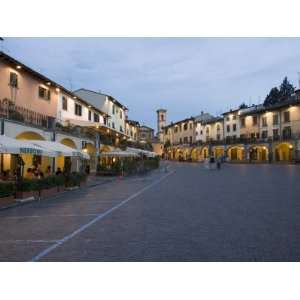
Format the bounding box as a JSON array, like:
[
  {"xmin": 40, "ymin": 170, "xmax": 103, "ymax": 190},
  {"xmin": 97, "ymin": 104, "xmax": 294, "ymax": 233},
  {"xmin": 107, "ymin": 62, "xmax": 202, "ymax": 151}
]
[
  {"xmin": 57, "ymin": 185, "xmax": 65, "ymax": 192},
  {"xmin": 40, "ymin": 186, "xmax": 58, "ymax": 198},
  {"xmin": 0, "ymin": 195, "xmax": 16, "ymax": 208},
  {"xmin": 16, "ymin": 190, "xmax": 39, "ymax": 200},
  {"xmin": 79, "ymin": 181, "xmax": 87, "ymax": 187}
]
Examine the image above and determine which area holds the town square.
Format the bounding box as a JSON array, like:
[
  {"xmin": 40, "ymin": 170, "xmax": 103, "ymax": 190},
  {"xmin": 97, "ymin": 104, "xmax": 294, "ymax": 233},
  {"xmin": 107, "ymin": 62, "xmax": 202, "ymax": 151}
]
[
  {"xmin": 0, "ymin": 162, "xmax": 299, "ymax": 261},
  {"xmin": 2, "ymin": 2, "xmax": 300, "ymax": 299},
  {"xmin": 0, "ymin": 38, "xmax": 300, "ymax": 262}
]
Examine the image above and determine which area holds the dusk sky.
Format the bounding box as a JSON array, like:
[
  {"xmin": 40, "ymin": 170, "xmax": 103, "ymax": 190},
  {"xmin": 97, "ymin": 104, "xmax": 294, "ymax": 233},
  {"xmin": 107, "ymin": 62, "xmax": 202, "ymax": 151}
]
[{"xmin": 3, "ymin": 38, "xmax": 300, "ymax": 131}]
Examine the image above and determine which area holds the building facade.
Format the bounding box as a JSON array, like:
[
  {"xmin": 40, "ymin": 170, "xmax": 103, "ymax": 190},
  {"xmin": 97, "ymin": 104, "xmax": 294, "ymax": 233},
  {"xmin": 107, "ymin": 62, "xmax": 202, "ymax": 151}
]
[
  {"xmin": 157, "ymin": 109, "xmax": 167, "ymax": 143},
  {"xmin": 125, "ymin": 119, "xmax": 140, "ymax": 142},
  {"xmin": 0, "ymin": 51, "xmax": 100, "ymax": 174},
  {"xmin": 139, "ymin": 125, "xmax": 154, "ymax": 143},
  {"xmin": 0, "ymin": 51, "xmax": 144, "ymax": 176},
  {"xmin": 74, "ymin": 89, "xmax": 127, "ymax": 136},
  {"xmin": 162, "ymin": 92, "xmax": 300, "ymax": 163}
]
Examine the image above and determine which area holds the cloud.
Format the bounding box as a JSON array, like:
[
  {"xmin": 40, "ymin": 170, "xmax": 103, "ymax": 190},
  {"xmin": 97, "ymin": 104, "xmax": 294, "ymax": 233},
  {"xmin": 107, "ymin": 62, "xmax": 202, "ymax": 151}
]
[{"xmin": 4, "ymin": 37, "xmax": 300, "ymax": 129}]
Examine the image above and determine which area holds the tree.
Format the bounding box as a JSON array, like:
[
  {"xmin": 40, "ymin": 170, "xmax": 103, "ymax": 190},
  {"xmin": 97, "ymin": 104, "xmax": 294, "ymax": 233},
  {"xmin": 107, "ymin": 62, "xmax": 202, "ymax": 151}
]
[
  {"xmin": 164, "ymin": 140, "xmax": 171, "ymax": 148},
  {"xmin": 264, "ymin": 87, "xmax": 281, "ymax": 106},
  {"xmin": 239, "ymin": 103, "xmax": 248, "ymax": 109},
  {"xmin": 264, "ymin": 77, "xmax": 295, "ymax": 106},
  {"xmin": 279, "ymin": 76, "xmax": 295, "ymax": 101}
]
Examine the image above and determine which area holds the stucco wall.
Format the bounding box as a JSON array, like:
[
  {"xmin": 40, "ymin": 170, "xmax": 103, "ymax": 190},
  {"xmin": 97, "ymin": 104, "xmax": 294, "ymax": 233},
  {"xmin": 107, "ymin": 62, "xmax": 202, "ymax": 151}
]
[
  {"xmin": 0, "ymin": 61, "xmax": 58, "ymax": 118},
  {"xmin": 57, "ymin": 91, "xmax": 104, "ymax": 124},
  {"xmin": 224, "ymin": 112, "xmax": 240, "ymax": 138}
]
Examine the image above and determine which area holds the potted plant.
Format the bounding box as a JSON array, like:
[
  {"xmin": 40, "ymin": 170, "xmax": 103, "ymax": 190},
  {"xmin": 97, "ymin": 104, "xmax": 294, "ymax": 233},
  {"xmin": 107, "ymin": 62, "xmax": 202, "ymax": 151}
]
[
  {"xmin": 55, "ymin": 175, "xmax": 65, "ymax": 192},
  {"xmin": 0, "ymin": 182, "xmax": 16, "ymax": 207},
  {"xmin": 15, "ymin": 179, "xmax": 39, "ymax": 200},
  {"xmin": 39, "ymin": 176, "xmax": 59, "ymax": 198}
]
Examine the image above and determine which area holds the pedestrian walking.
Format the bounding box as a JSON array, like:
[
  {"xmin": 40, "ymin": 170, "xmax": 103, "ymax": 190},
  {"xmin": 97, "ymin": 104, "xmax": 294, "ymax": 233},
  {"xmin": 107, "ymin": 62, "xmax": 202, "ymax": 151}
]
[{"xmin": 217, "ymin": 158, "xmax": 221, "ymax": 170}]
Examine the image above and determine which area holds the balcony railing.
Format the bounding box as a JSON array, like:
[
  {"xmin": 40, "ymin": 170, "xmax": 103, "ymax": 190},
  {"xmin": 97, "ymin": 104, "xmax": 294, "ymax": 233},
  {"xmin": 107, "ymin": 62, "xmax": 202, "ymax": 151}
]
[
  {"xmin": 0, "ymin": 100, "xmax": 55, "ymax": 130},
  {"xmin": 169, "ymin": 133, "xmax": 300, "ymax": 148},
  {"xmin": 55, "ymin": 123, "xmax": 96, "ymax": 140}
]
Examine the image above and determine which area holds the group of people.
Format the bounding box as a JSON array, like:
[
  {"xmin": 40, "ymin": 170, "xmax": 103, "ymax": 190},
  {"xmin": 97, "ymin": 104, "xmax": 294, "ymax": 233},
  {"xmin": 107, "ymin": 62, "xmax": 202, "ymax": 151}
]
[
  {"xmin": 1, "ymin": 163, "xmax": 91, "ymax": 182},
  {"xmin": 204, "ymin": 156, "xmax": 223, "ymax": 170},
  {"xmin": 26, "ymin": 165, "xmax": 63, "ymax": 179}
]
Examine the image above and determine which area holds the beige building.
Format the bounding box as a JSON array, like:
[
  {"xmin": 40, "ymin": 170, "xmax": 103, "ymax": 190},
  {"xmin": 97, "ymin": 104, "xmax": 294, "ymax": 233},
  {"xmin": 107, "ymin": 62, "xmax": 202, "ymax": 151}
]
[
  {"xmin": 74, "ymin": 89, "xmax": 128, "ymax": 137},
  {"xmin": 161, "ymin": 92, "xmax": 300, "ymax": 163},
  {"xmin": 157, "ymin": 109, "xmax": 167, "ymax": 143},
  {"xmin": 163, "ymin": 117, "xmax": 196, "ymax": 160},
  {"xmin": 0, "ymin": 51, "xmax": 101, "ymax": 173},
  {"xmin": 223, "ymin": 109, "xmax": 240, "ymax": 142},
  {"xmin": 125, "ymin": 119, "xmax": 140, "ymax": 142},
  {"xmin": 195, "ymin": 116, "xmax": 224, "ymax": 143},
  {"xmin": 139, "ymin": 125, "xmax": 154, "ymax": 143},
  {"xmin": 164, "ymin": 117, "xmax": 195, "ymax": 146},
  {"xmin": 0, "ymin": 51, "xmax": 146, "ymax": 175}
]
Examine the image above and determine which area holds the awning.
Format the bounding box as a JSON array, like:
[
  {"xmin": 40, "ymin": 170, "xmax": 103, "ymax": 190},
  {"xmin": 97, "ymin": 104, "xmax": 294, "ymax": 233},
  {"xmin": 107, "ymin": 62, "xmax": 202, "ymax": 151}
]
[
  {"xmin": 65, "ymin": 119, "xmax": 102, "ymax": 128},
  {"xmin": 29, "ymin": 140, "xmax": 90, "ymax": 159},
  {"xmin": 100, "ymin": 150, "xmax": 138, "ymax": 158},
  {"xmin": 127, "ymin": 147, "xmax": 157, "ymax": 158},
  {"xmin": 0, "ymin": 135, "xmax": 54, "ymax": 156}
]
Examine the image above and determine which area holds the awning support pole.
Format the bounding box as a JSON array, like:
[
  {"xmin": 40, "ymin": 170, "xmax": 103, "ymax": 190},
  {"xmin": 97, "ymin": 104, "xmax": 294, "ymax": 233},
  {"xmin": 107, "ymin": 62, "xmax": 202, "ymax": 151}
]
[
  {"xmin": 96, "ymin": 131, "xmax": 101, "ymax": 170},
  {"xmin": 52, "ymin": 131, "xmax": 56, "ymax": 172}
]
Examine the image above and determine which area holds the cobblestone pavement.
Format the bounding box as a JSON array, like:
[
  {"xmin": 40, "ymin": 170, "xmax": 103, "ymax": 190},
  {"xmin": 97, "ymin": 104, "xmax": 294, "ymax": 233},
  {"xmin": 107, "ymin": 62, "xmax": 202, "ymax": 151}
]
[{"xmin": 0, "ymin": 162, "xmax": 299, "ymax": 261}]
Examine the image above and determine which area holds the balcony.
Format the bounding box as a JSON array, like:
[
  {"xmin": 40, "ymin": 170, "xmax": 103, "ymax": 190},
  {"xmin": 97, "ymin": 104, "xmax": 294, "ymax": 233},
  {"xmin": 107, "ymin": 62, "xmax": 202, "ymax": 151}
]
[
  {"xmin": 0, "ymin": 100, "xmax": 55, "ymax": 130},
  {"xmin": 55, "ymin": 122, "xmax": 96, "ymax": 140}
]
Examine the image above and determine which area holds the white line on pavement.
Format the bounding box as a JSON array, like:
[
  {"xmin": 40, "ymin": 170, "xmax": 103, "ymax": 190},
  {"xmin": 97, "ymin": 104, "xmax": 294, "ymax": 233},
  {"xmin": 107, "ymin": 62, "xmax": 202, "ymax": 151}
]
[
  {"xmin": 0, "ymin": 239, "xmax": 59, "ymax": 244},
  {"xmin": 2, "ymin": 214, "xmax": 98, "ymax": 219},
  {"xmin": 30, "ymin": 170, "xmax": 175, "ymax": 262}
]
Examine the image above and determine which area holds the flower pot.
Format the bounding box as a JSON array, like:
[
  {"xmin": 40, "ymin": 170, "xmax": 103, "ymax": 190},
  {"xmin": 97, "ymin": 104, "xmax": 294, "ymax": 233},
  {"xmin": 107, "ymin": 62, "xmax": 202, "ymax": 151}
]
[{"xmin": 0, "ymin": 195, "xmax": 16, "ymax": 208}]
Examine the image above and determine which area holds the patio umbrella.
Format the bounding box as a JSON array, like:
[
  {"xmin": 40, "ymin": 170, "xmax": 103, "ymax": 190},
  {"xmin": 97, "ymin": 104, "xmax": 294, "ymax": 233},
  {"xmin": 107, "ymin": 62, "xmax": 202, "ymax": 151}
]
[
  {"xmin": 28, "ymin": 140, "xmax": 90, "ymax": 159},
  {"xmin": 100, "ymin": 150, "xmax": 138, "ymax": 158},
  {"xmin": 0, "ymin": 135, "xmax": 54, "ymax": 156},
  {"xmin": 127, "ymin": 147, "xmax": 157, "ymax": 157}
]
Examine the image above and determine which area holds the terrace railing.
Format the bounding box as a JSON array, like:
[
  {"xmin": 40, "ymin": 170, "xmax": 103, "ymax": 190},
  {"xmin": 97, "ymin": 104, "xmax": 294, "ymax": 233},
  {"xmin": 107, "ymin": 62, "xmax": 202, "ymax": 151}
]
[
  {"xmin": 170, "ymin": 133, "xmax": 300, "ymax": 148},
  {"xmin": 0, "ymin": 100, "xmax": 55, "ymax": 130}
]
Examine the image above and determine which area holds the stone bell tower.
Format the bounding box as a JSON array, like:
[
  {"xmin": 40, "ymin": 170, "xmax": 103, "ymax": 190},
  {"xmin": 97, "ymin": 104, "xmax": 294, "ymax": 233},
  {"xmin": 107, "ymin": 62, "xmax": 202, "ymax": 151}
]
[{"xmin": 156, "ymin": 109, "xmax": 167, "ymax": 143}]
